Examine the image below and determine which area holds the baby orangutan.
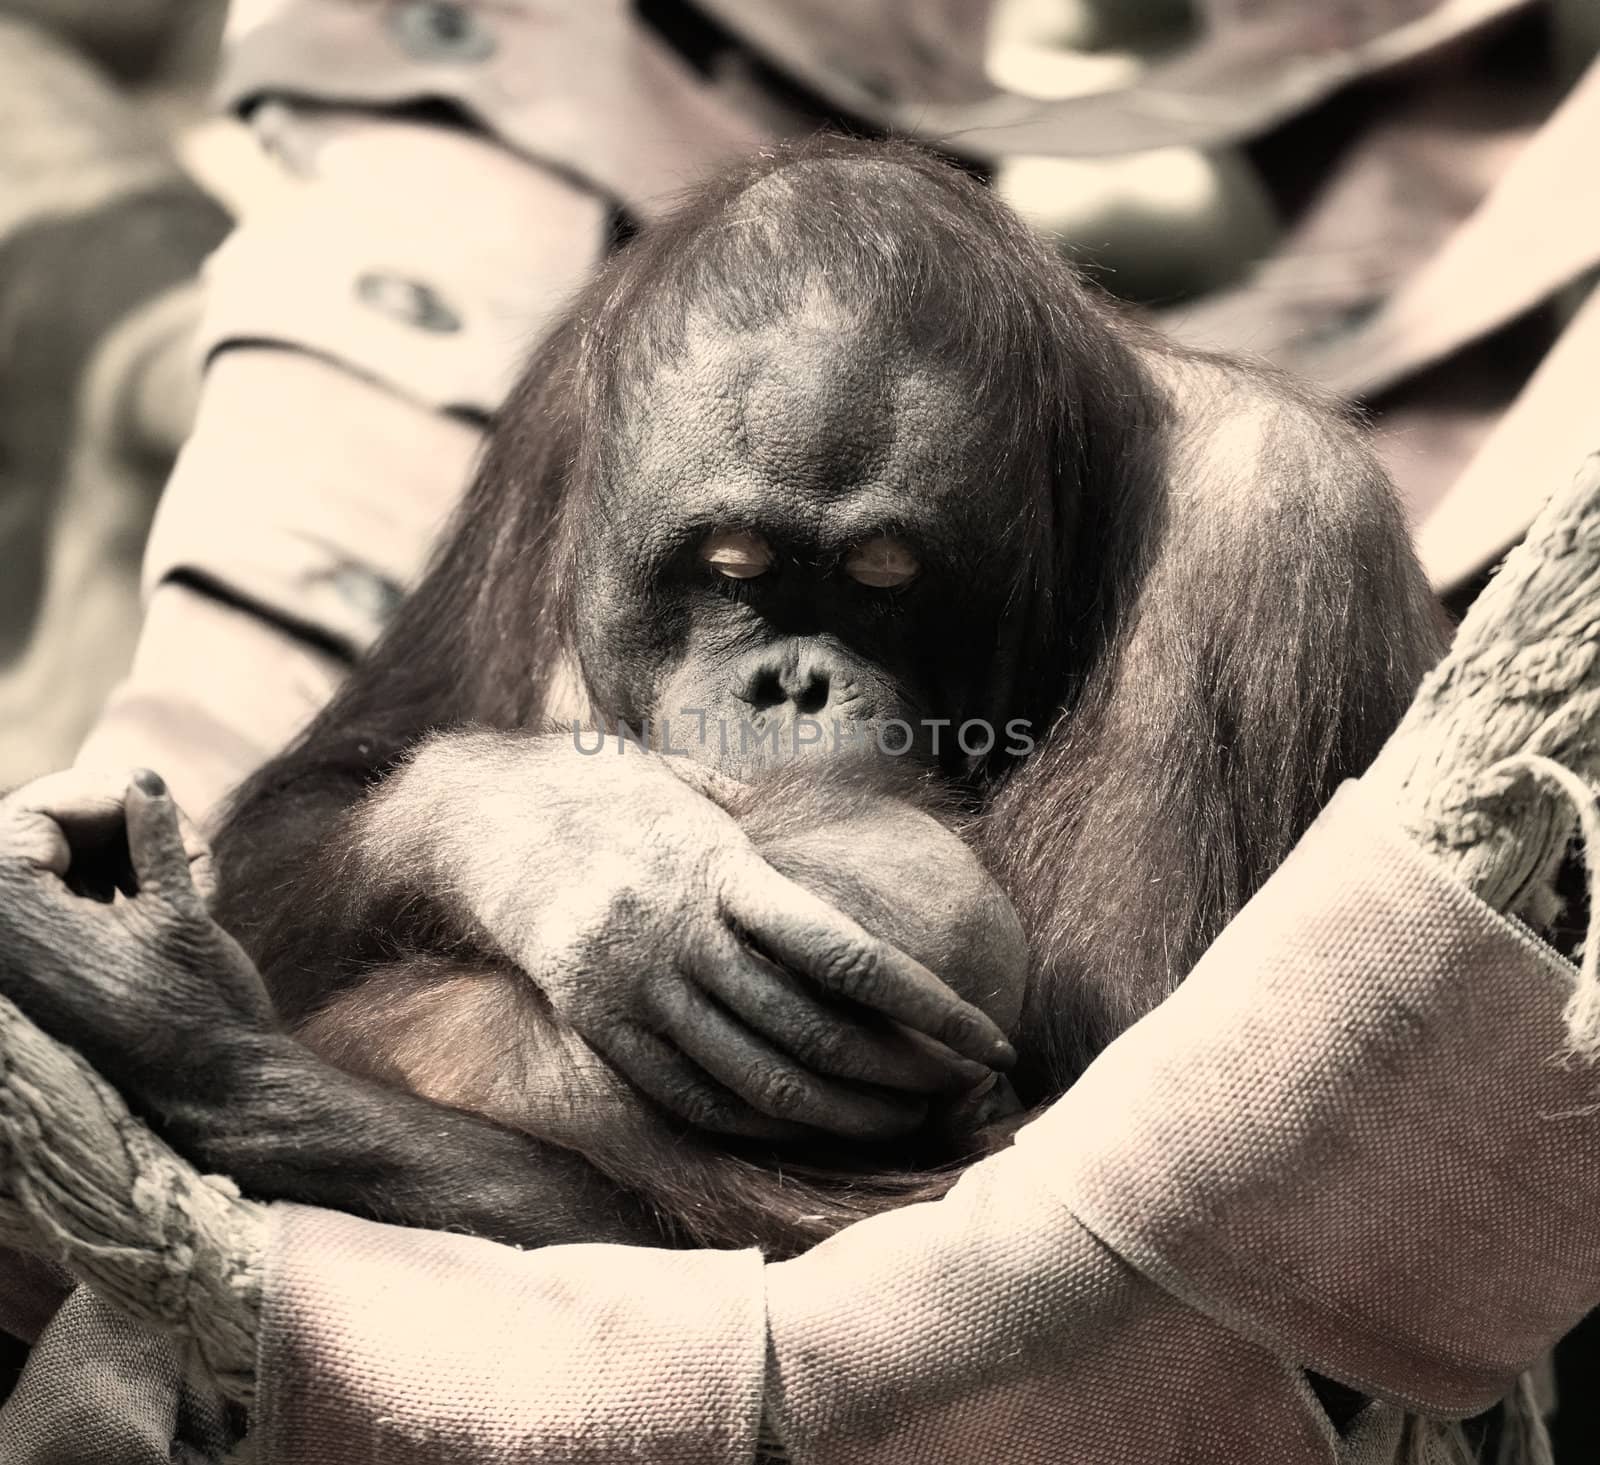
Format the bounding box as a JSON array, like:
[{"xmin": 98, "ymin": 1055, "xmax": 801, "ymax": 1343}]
[{"xmin": 296, "ymin": 755, "xmax": 1029, "ymax": 1253}]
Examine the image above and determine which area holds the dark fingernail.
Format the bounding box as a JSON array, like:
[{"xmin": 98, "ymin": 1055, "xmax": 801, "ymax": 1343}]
[
  {"xmin": 991, "ymin": 1038, "xmax": 1018, "ymax": 1070},
  {"xmin": 133, "ymin": 769, "xmax": 167, "ymax": 798}
]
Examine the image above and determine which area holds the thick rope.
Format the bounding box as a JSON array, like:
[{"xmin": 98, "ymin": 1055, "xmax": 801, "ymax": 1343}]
[
  {"xmin": 1363, "ymin": 453, "xmax": 1600, "ymax": 1465},
  {"xmin": 0, "ymin": 996, "xmax": 265, "ymax": 1407},
  {"xmin": 1370, "ymin": 451, "xmax": 1600, "ymax": 924}
]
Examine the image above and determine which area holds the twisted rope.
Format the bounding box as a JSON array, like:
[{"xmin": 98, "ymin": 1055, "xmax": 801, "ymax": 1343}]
[
  {"xmin": 0, "ymin": 1001, "xmax": 264, "ymax": 1407},
  {"xmin": 1372, "ymin": 452, "xmax": 1600, "ymax": 927}
]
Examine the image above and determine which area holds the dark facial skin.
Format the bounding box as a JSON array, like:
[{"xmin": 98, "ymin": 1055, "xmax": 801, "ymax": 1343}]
[{"xmin": 574, "ymin": 297, "xmax": 1039, "ymax": 775}]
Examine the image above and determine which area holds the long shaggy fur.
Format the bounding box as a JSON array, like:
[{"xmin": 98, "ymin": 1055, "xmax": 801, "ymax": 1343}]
[{"xmin": 210, "ymin": 136, "xmax": 1449, "ymax": 1253}]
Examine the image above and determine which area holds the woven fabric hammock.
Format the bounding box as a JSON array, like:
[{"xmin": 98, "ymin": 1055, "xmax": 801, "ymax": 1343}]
[{"xmin": 0, "ymin": 452, "xmax": 1596, "ymax": 1461}]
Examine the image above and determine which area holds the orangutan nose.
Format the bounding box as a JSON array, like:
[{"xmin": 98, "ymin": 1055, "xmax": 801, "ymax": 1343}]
[{"xmin": 731, "ymin": 642, "xmax": 848, "ymax": 719}]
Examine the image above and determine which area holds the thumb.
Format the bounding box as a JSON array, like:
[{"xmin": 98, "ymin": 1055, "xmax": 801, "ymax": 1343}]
[{"xmin": 125, "ymin": 771, "xmax": 204, "ymax": 914}]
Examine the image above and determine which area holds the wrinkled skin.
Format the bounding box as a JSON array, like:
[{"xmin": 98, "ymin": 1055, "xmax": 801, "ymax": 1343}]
[
  {"xmin": 0, "ymin": 769, "xmax": 267, "ymax": 1082},
  {"xmin": 339, "ymin": 735, "xmax": 1015, "ymax": 1144},
  {"xmin": 0, "ymin": 769, "xmax": 665, "ymax": 1246},
  {"xmin": 576, "ymin": 294, "xmax": 1036, "ymax": 775}
]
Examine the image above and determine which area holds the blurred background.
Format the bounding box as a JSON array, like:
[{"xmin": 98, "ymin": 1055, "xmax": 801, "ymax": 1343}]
[{"xmin": 0, "ymin": 0, "xmax": 1597, "ymax": 1446}]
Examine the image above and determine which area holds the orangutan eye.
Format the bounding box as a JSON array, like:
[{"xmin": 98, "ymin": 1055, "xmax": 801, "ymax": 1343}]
[
  {"xmin": 699, "ymin": 529, "xmax": 774, "ymax": 580},
  {"xmin": 845, "ymin": 537, "xmax": 920, "ymax": 588}
]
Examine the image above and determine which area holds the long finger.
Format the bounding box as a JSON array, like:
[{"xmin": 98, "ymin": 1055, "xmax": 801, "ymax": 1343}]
[
  {"xmin": 598, "ymin": 1021, "xmax": 810, "ymax": 1142},
  {"xmin": 124, "ymin": 772, "xmax": 205, "ymax": 915},
  {"xmin": 649, "ymin": 981, "xmax": 928, "ymax": 1141},
  {"xmin": 694, "ymin": 931, "xmax": 989, "ymax": 1094},
  {"xmin": 720, "ymin": 862, "xmax": 1017, "ymax": 1070}
]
